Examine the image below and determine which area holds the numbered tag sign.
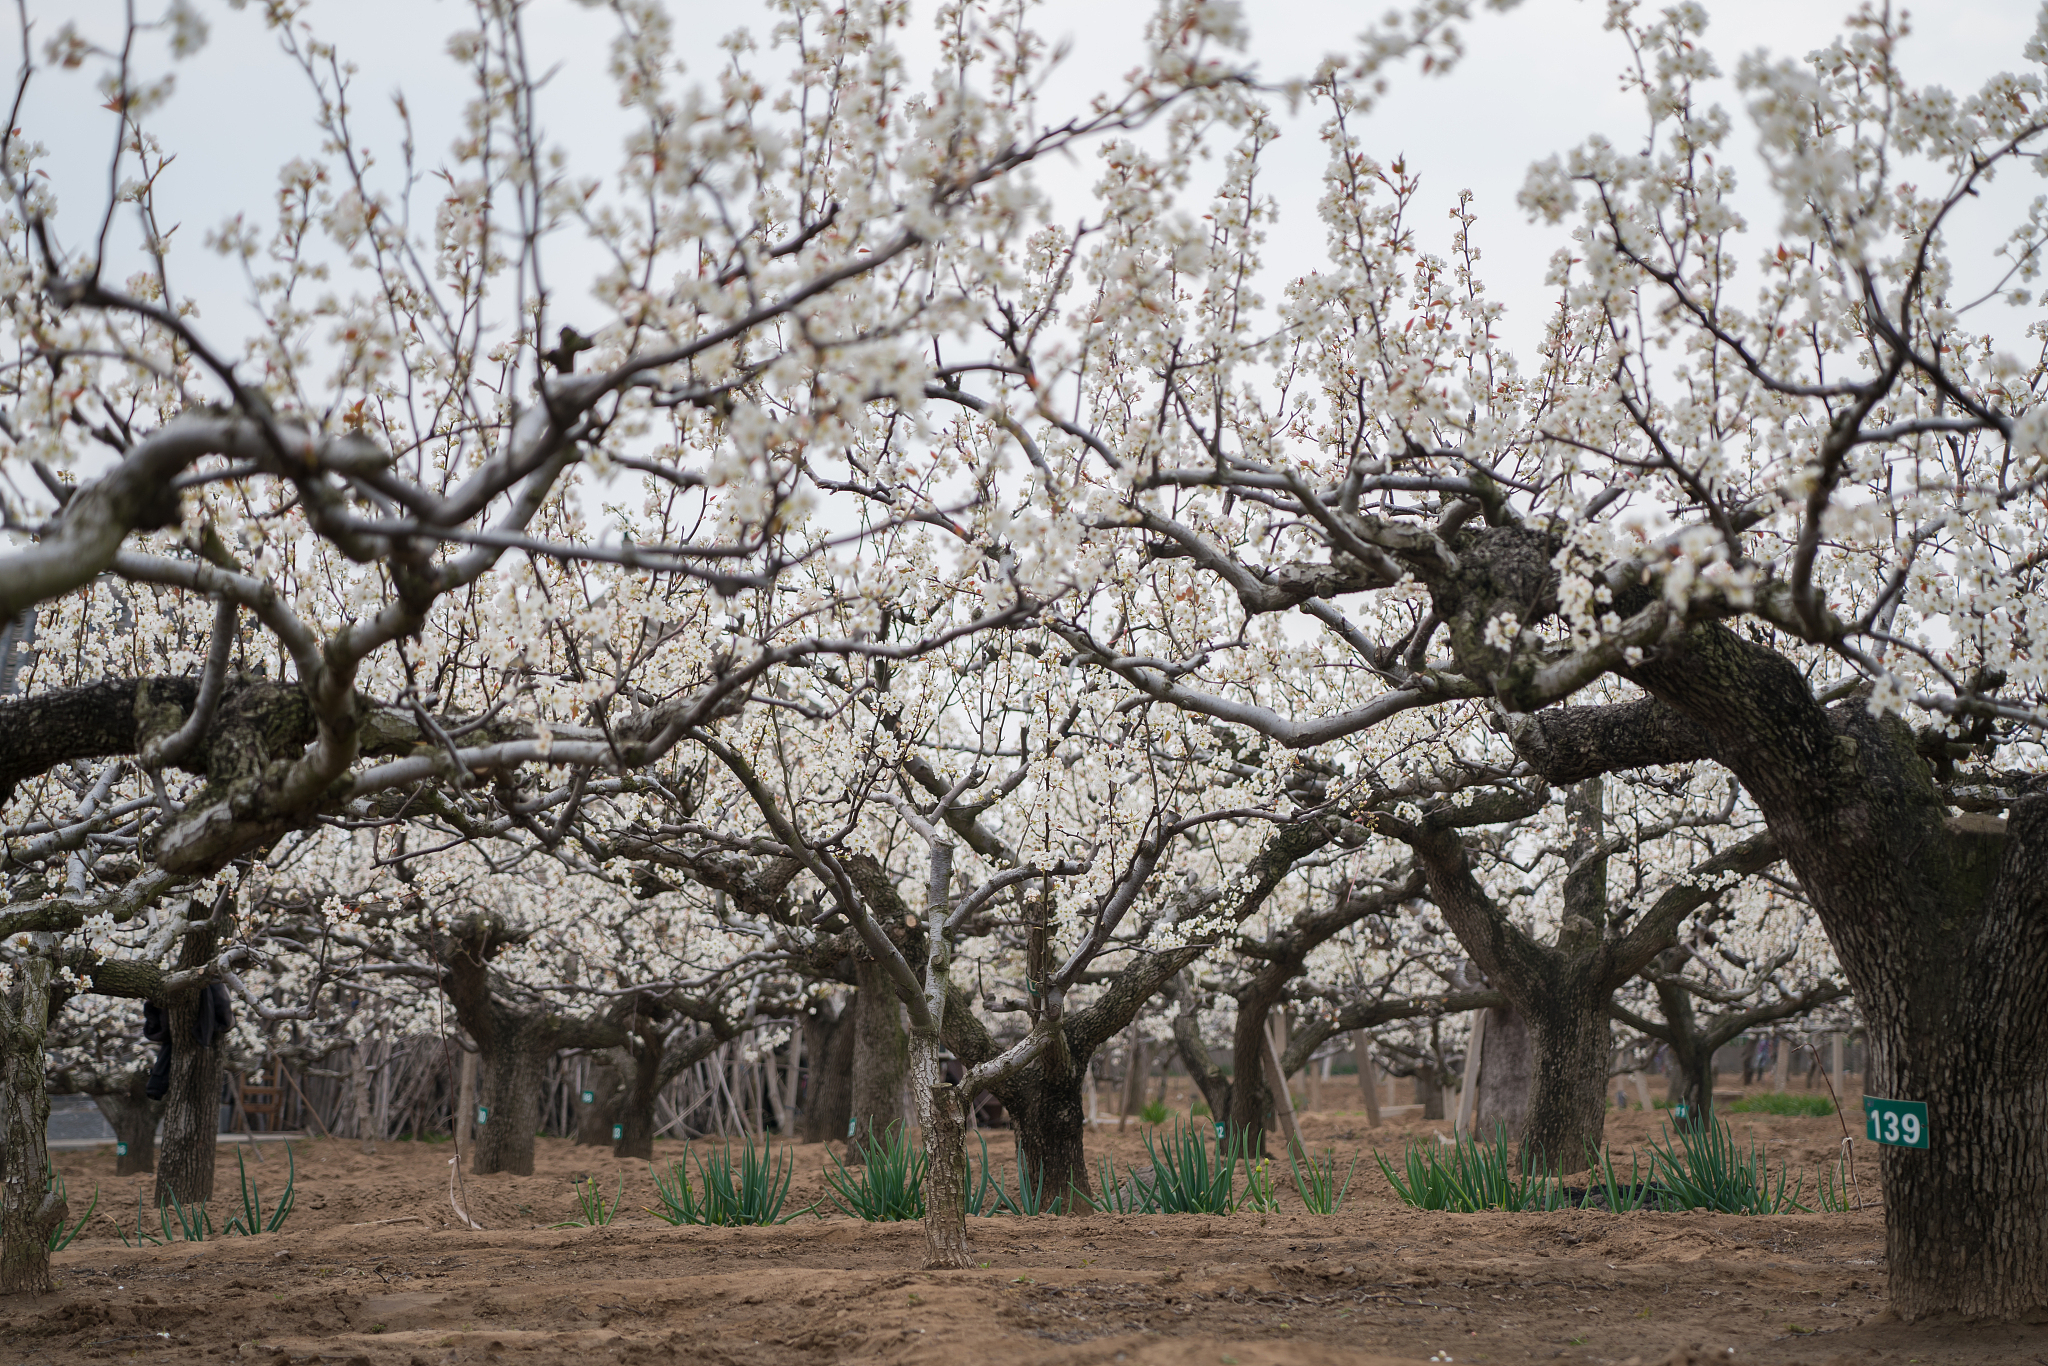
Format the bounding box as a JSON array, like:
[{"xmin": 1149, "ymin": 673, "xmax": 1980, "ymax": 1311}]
[
  {"xmin": 476, "ymin": 1105, "xmax": 489, "ymax": 1126},
  {"xmin": 115, "ymin": 1142, "xmax": 128, "ymax": 1156},
  {"xmin": 1864, "ymin": 1096, "xmax": 1928, "ymax": 1149},
  {"xmin": 581, "ymin": 1090, "xmax": 595, "ymax": 1105},
  {"xmin": 611, "ymin": 1124, "xmax": 624, "ymax": 1141}
]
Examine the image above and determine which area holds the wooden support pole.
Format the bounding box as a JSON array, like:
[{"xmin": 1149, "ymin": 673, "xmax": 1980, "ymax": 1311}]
[
  {"xmin": 1454, "ymin": 1009, "xmax": 1487, "ymax": 1135},
  {"xmin": 1261, "ymin": 1026, "xmax": 1307, "ymax": 1161}
]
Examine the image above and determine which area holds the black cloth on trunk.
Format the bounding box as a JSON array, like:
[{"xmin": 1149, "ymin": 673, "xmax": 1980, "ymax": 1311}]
[{"xmin": 143, "ymin": 983, "xmax": 232, "ymax": 1100}]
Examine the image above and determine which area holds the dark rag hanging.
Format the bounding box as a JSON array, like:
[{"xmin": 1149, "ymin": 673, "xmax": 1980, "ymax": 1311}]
[{"xmin": 143, "ymin": 983, "xmax": 233, "ymax": 1100}]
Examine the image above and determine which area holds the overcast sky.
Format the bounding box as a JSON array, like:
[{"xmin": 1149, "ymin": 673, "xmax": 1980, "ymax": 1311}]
[{"xmin": 12, "ymin": 0, "xmax": 2044, "ymax": 388}]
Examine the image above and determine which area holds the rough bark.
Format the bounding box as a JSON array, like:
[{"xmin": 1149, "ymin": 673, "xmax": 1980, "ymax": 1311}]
[
  {"xmin": 615, "ymin": 1024, "xmax": 727, "ymax": 1160},
  {"xmin": 471, "ymin": 1014, "xmax": 547, "ymax": 1176},
  {"xmin": 799, "ymin": 1000, "xmax": 855, "ymax": 1143},
  {"xmin": 610, "ymin": 1045, "xmax": 658, "ymax": 1159},
  {"xmin": 1473, "ymin": 1004, "xmax": 1533, "ymax": 1135},
  {"xmin": 996, "ymin": 1047, "xmax": 1089, "ymax": 1209},
  {"xmin": 155, "ymin": 921, "xmax": 226, "ymax": 1208},
  {"xmin": 1351, "ymin": 1031, "xmax": 1382, "ymax": 1126},
  {"xmin": 433, "ymin": 913, "xmax": 635, "ymax": 1177},
  {"xmin": 0, "ymin": 954, "xmax": 63, "ymax": 1294},
  {"xmin": 849, "ymin": 961, "xmax": 908, "ymax": 1148},
  {"xmin": 48, "ymin": 1063, "xmax": 160, "ymax": 1176},
  {"xmin": 1119, "ymin": 1031, "xmax": 1149, "ymax": 1120},
  {"xmin": 1615, "ymin": 621, "xmax": 2048, "ymax": 1319},
  {"xmin": 1416, "ymin": 1066, "xmax": 1445, "ymax": 1119}
]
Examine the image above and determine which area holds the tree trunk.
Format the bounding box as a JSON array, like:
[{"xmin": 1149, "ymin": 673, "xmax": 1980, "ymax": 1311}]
[
  {"xmin": 613, "ymin": 1041, "xmax": 661, "ymax": 1161},
  {"xmin": 153, "ymin": 995, "xmax": 226, "ymax": 1207},
  {"xmin": 1516, "ymin": 994, "xmax": 1610, "ymax": 1174},
  {"xmin": 0, "ymin": 953, "xmax": 63, "ymax": 1294},
  {"xmin": 1615, "ymin": 628, "xmax": 2048, "ymax": 1316},
  {"xmin": 1473, "ymin": 1004, "xmax": 1534, "ymax": 1135},
  {"xmin": 575, "ymin": 1052, "xmax": 626, "ymax": 1148},
  {"xmin": 849, "ymin": 962, "xmax": 908, "ymax": 1148},
  {"xmin": 1225, "ymin": 989, "xmax": 1283, "ymax": 1152},
  {"xmin": 1351, "ymin": 1031, "xmax": 1382, "ymax": 1127},
  {"xmin": 155, "ymin": 911, "xmax": 227, "ymax": 1209},
  {"xmin": 92, "ymin": 1086, "xmax": 161, "ymax": 1176},
  {"xmin": 1416, "ymin": 1066, "xmax": 1445, "ymax": 1119},
  {"xmin": 1118, "ymin": 1030, "xmax": 1148, "ymax": 1122},
  {"xmin": 911, "ymin": 1025, "xmax": 971, "ymax": 1268},
  {"xmin": 1652, "ymin": 977, "xmax": 1715, "ymax": 1129},
  {"xmin": 472, "ymin": 1017, "xmax": 546, "ymax": 1176},
  {"xmin": 351, "ymin": 1036, "xmax": 377, "ymax": 1154},
  {"xmin": 993, "ymin": 1045, "xmax": 1091, "ymax": 1209},
  {"xmin": 799, "ymin": 1001, "xmax": 855, "ymax": 1143}
]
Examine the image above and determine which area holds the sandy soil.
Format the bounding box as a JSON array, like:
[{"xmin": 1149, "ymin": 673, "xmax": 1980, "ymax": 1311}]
[{"xmin": 7, "ymin": 1108, "xmax": 2045, "ymax": 1366}]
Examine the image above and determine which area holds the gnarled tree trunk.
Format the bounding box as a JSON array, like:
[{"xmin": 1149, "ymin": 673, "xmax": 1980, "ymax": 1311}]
[
  {"xmin": 155, "ymin": 917, "xmax": 226, "ymax": 1208},
  {"xmin": 1518, "ymin": 619, "xmax": 2048, "ymax": 1316},
  {"xmin": 991, "ymin": 1042, "xmax": 1090, "ymax": 1209},
  {"xmin": 1516, "ymin": 993, "xmax": 1611, "ymax": 1169},
  {"xmin": 1, "ymin": 953, "xmax": 63, "ymax": 1294},
  {"xmin": 849, "ymin": 961, "xmax": 908, "ymax": 1149}
]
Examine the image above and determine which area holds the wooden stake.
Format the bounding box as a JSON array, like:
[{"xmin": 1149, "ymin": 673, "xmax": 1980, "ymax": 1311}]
[
  {"xmin": 1261, "ymin": 1027, "xmax": 1307, "ymax": 1162},
  {"xmin": 1454, "ymin": 1009, "xmax": 1488, "ymax": 1135}
]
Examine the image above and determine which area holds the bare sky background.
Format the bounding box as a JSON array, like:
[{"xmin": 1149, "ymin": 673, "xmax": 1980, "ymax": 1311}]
[{"xmin": 12, "ymin": 0, "xmax": 2043, "ymax": 399}]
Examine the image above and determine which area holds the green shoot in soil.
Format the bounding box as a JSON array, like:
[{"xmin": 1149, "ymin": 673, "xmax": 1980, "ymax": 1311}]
[
  {"xmin": 824, "ymin": 1122, "xmax": 925, "ymax": 1222},
  {"xmin": 220, "ymin": 1143, "xmax": 296, "ymax": 1236},
  {"xmin": 1142, "ymin": 1119, "xmax": 1246, "ymax": 1214},
  {"xmin": 1376, "ymin": 1125, "xmax": 1567, "ymax": 1212},
  {"xmin": 1289, "ymin": 1146, "xmax": 1358, "ymax": 1214},
  {"xmin": 1586, "ymin": 1144, "xmax": 1651, "ymax": 1212},
  {"xmin": 552, "ymin": 1174, "xmax": 625, "ymax": 1227},
  {"xmin": 1645, "ymin": 1119, "xmax": 1805, "ymax": 1214},
  {"xmin": 44, "ymin": 1162, "xmax": 96, "ymax": 1251},
  {"xmin": 1082, "ymin": 1157, "xmax": 1161, "ymax": 1214},
  {"xmin": 652, "ymin": 1136, "xmax": 813, "ymax": 1226},
  {"xmin": 996, "ymin": 1139, "xmax": 1064, "ymax": 1216}
]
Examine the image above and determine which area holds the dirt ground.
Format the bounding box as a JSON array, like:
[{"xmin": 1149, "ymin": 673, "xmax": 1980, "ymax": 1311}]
[{"xmin": 8, "ymin": 1105, "xmax": 2046, "ymax": 1366}]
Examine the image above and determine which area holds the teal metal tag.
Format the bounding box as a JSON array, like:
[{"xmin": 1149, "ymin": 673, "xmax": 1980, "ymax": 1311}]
[
  {"xmin": 612, "ymin": 1124, "xmax": 623, "ymax": 1141},
  {"xmin": 476, "ymin": 1105, "xmax": 489, "ymax": 1126},
  {"xmin": 582, "ymin": 1090, "xmax": 595, "ymax": 1105},
  {"xmin": 1863, "ymin": 1096, "xmax": 1928, "ymax": 1148}
]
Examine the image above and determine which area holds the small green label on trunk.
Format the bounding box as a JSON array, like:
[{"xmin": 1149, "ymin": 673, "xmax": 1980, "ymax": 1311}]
[
  {"xmin": 582, "ymin": 1090, "xmax": 595, "ymax": 1104},
  {"xmin": 116, "ymin": 1142, "xmax": 128, "ymax": 1156},
  {"xmin": 1863, "ymin": 1096, "xmax": 1928, "ymax": 1148},
  {"xmin": 476, "ymin": 1105, "xmax": 489, "ymax": 1126},
  {"xmin": 612, "ymin": 1124, "xmax": 623, "ymax": 1141}
]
